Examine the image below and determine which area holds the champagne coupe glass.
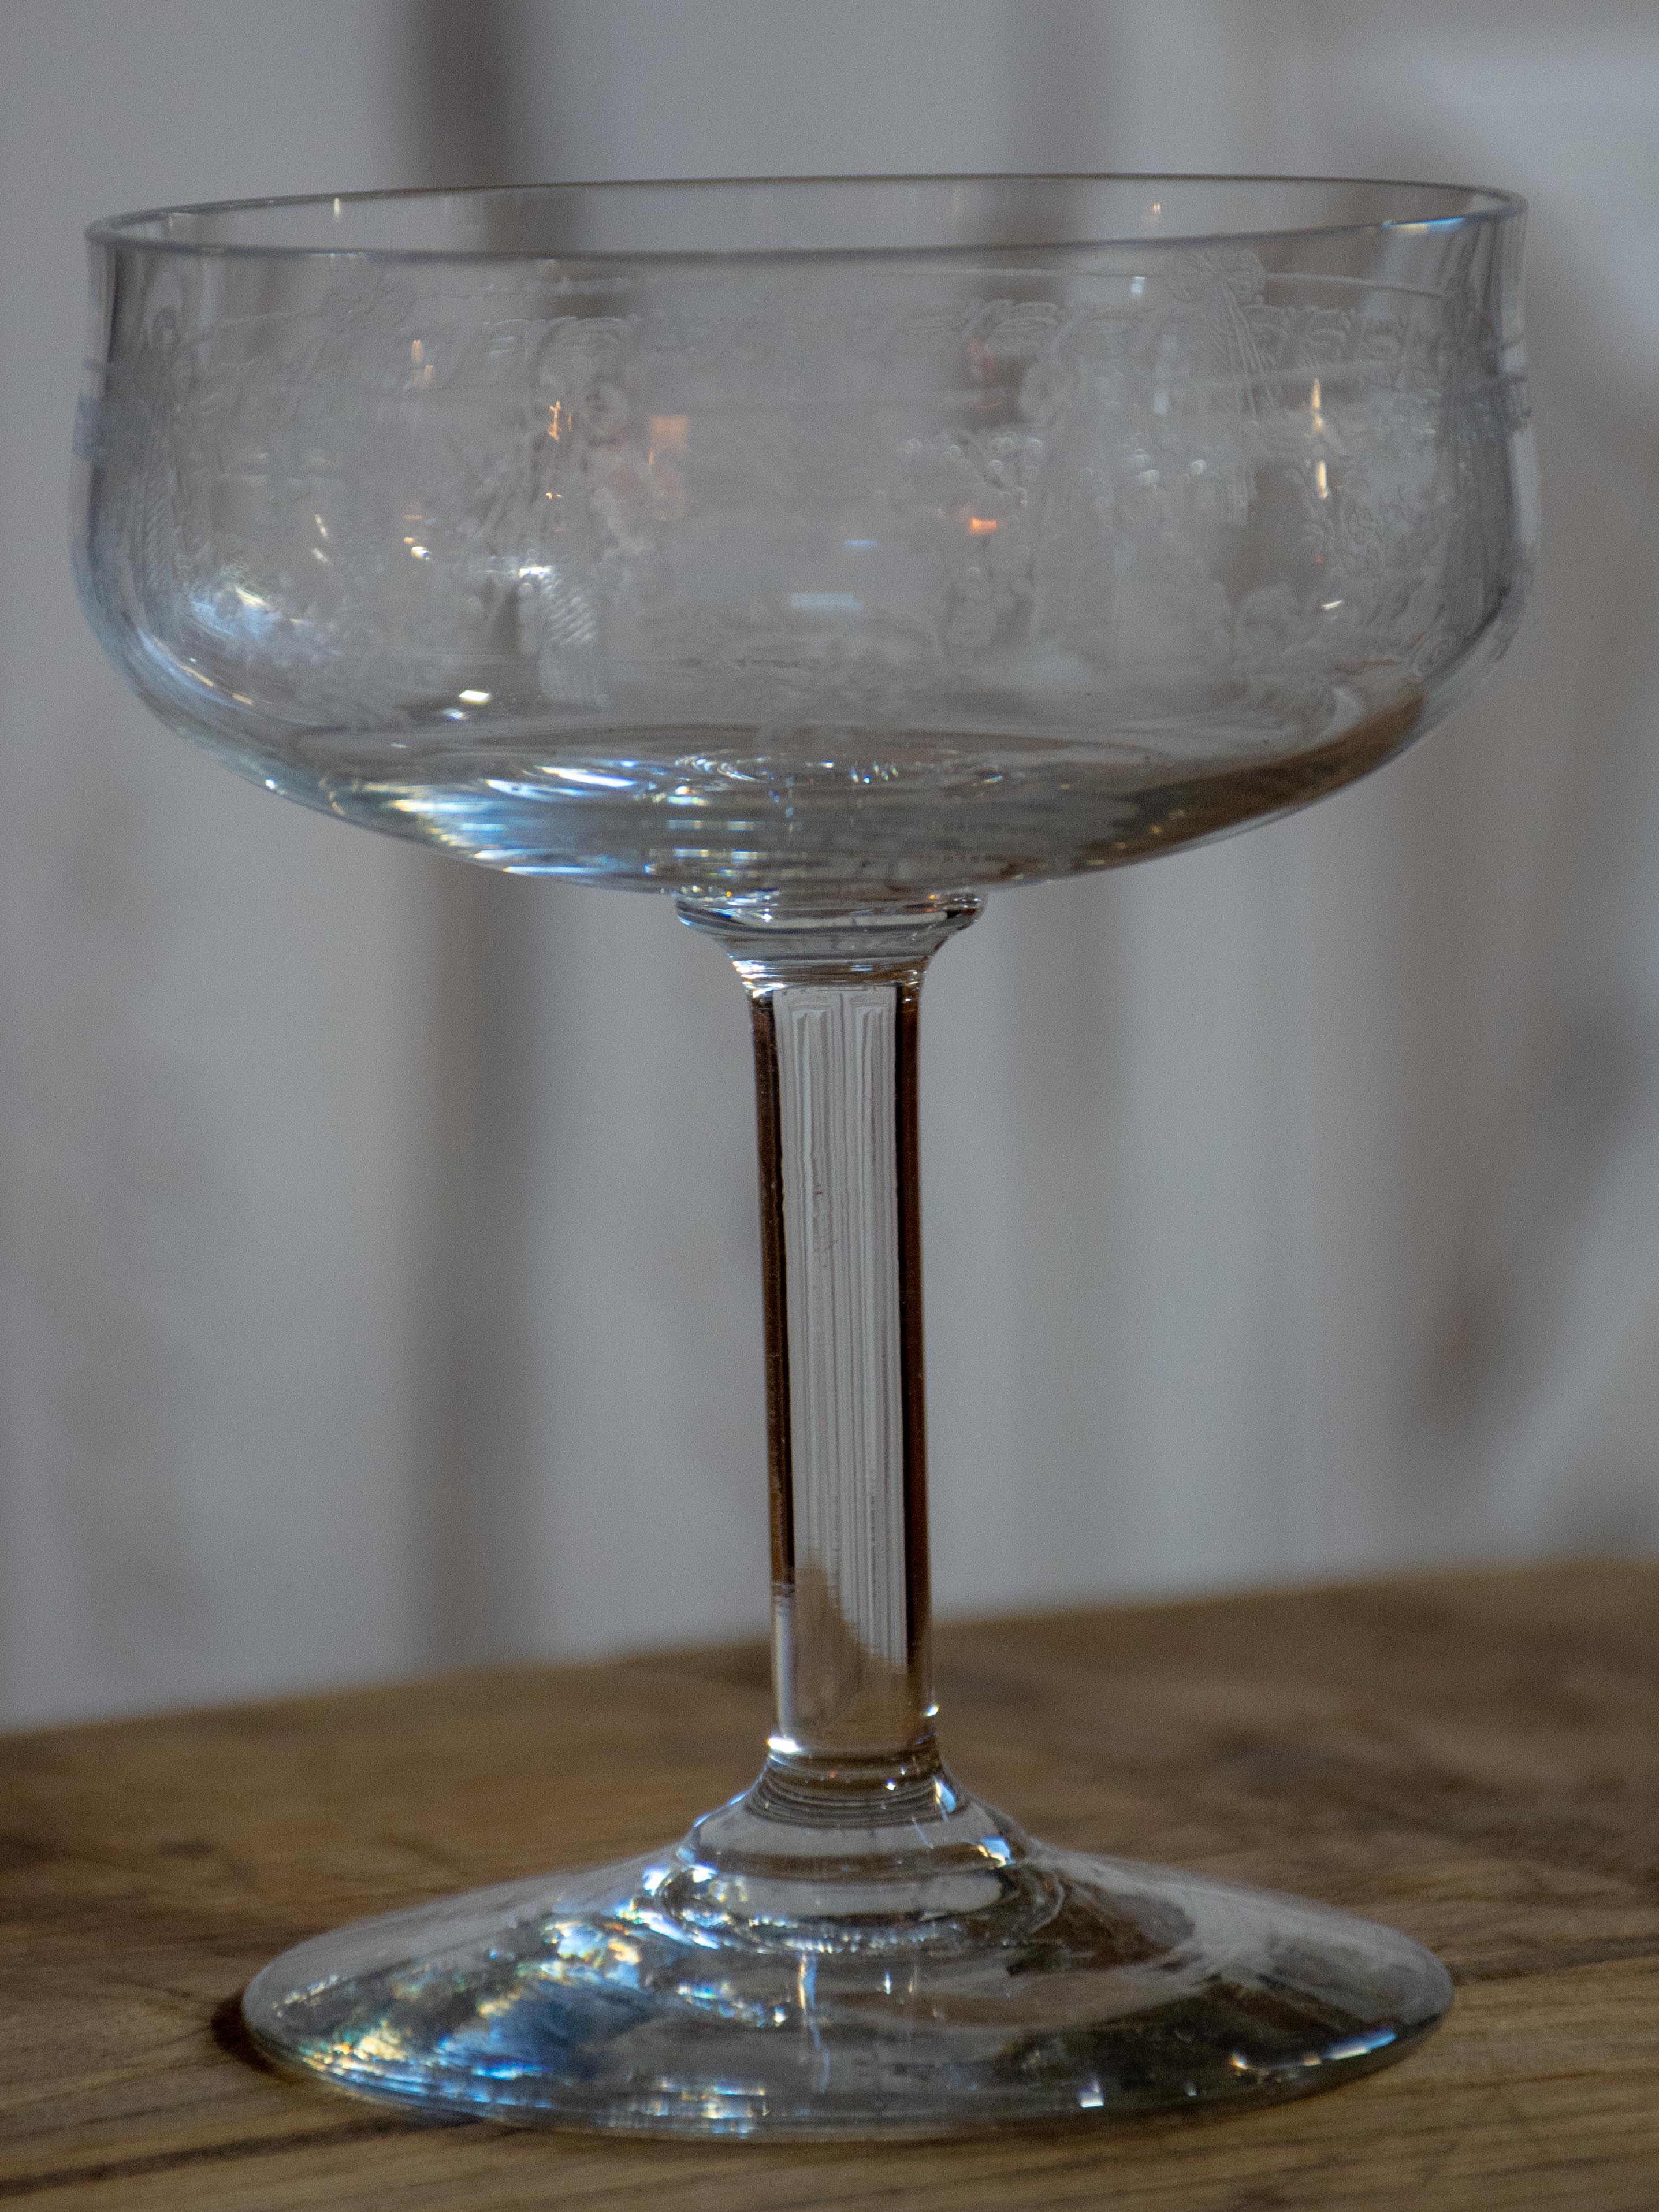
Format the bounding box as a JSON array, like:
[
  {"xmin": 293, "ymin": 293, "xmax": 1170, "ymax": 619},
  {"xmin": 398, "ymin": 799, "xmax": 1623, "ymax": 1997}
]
[{"xmin": 75, "ymin": 176, "xmax": 1534, "ymax": 2137}]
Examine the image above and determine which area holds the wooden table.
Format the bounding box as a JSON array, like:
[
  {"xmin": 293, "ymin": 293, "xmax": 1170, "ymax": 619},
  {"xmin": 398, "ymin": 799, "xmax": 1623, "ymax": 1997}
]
[{"xmin": 2, "ymin": 1561, "xmax": 1657, "ymax": 2209}]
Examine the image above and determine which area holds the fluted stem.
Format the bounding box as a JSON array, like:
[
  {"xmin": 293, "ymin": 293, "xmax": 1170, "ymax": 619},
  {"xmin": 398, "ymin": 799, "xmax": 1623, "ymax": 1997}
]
[{"xmin": 678, "ymin": 897, "xmax": 979, "ymax": 1798}]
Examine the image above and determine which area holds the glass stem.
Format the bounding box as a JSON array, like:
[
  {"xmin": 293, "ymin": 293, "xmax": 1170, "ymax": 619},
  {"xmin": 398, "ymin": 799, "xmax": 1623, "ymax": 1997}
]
[{"xmin": 679, "ymin": 898, "xmax": 980, "ymax": 1806}]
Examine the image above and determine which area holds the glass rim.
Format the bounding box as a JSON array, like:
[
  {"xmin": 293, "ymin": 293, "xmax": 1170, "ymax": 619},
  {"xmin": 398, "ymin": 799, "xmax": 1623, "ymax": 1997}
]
[{"xmin": 85, "ymin": 171, "xmax": 1527, "ymax": 264}]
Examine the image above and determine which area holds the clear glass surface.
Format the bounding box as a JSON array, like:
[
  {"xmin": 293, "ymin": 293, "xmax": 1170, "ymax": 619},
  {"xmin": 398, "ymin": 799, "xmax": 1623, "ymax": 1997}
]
[{"xmin": 76, "ymin": 174, "xmax": 1533, "ymax": 2137}]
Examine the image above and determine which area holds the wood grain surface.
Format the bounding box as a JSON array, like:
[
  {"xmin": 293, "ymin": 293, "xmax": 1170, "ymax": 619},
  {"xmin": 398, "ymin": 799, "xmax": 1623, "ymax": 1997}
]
[{"xmin": 2, "ymin": 1561, "xmax": 1657, "ymax": 2210}]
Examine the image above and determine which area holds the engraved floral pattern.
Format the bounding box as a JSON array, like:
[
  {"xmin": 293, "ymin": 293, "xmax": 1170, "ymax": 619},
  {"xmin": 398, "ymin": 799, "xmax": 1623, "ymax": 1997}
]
[{"xmin": 80, "ymin": 235, "xmax": 1531, "ymax": 791}]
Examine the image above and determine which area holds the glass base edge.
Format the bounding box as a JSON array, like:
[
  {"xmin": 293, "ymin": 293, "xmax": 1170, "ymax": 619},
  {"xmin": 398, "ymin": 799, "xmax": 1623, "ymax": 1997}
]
[{"xmin": 242, "ymin": 1833, "xmax": 1452, "ymax": 2139}]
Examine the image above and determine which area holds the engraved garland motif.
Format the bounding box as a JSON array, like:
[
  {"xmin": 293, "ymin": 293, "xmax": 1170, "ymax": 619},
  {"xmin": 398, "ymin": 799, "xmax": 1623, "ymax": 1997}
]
[{"xmin": 84, "ymin": 248, "xmax": 1528, "ymax": 747}]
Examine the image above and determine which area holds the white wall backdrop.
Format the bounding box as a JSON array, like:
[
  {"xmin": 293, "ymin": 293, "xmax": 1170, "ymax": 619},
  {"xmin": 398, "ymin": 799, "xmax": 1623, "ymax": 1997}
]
[{"xmin": 4, "ymin": 0, "xmax": 1658, "ymax": 1726}]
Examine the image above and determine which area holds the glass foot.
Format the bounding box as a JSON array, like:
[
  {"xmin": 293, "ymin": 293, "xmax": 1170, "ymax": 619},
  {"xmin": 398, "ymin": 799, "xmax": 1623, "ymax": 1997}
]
[{"xmin": 244, "ymin": 1762, "xmax": 1450, "ymax": 2138}]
